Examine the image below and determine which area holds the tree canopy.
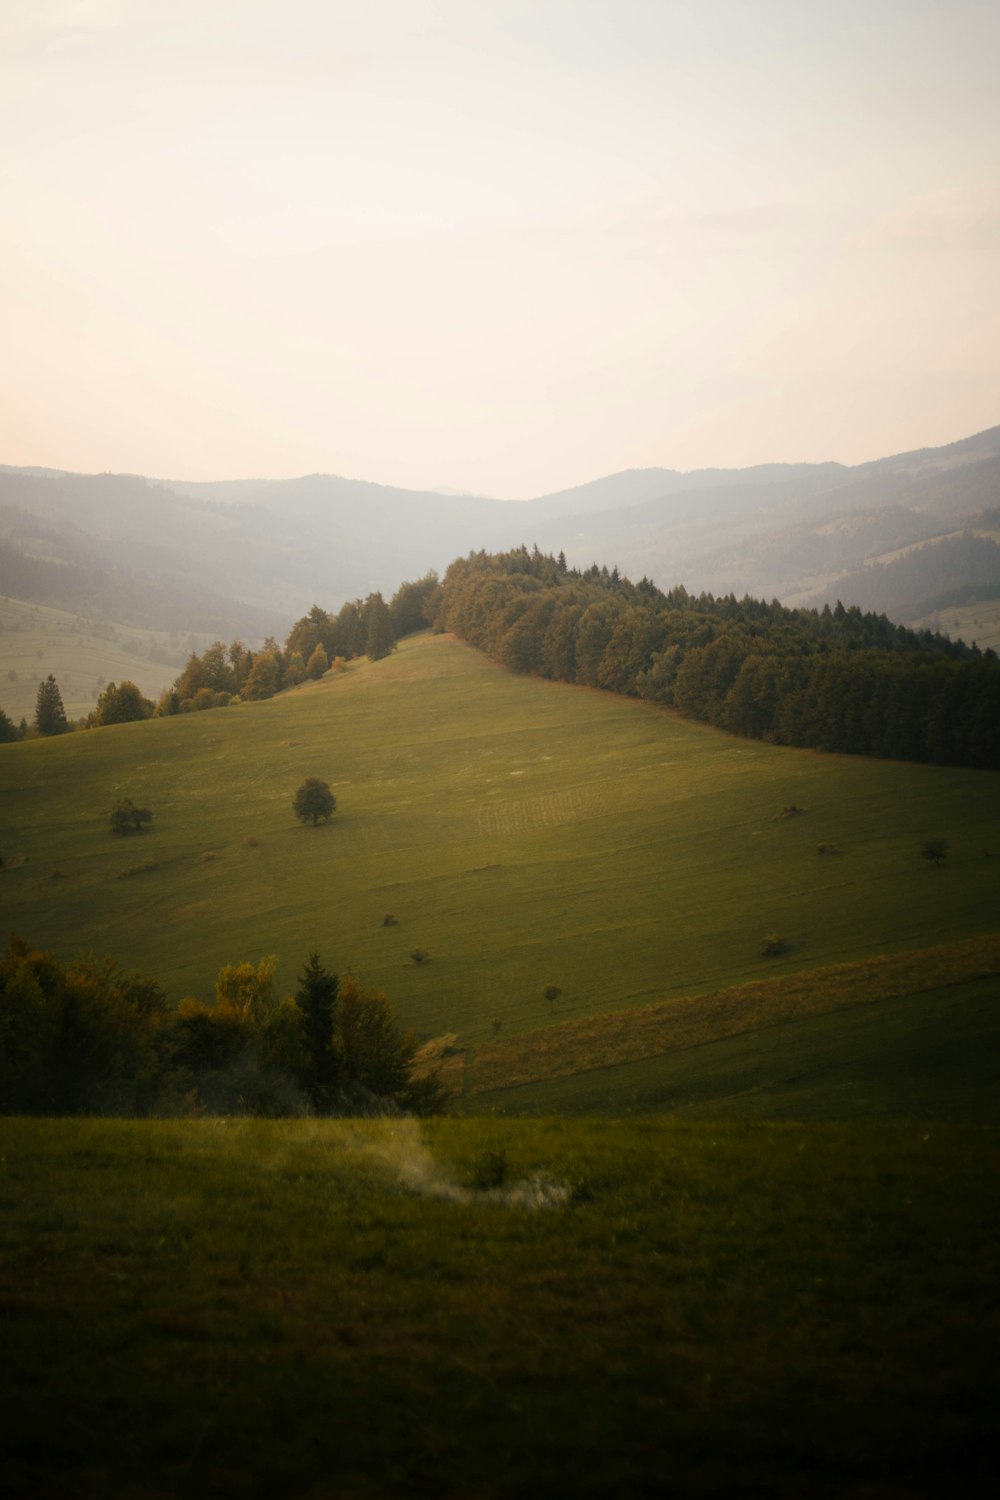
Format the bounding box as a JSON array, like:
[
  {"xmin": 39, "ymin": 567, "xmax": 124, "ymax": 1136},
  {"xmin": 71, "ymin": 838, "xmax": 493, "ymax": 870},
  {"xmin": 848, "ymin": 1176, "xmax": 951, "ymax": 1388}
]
[
  {"xmin": 293, "ymin": 777, "xmax": 336, "ymax": 826},
  {"xmin": 434, "ymin": 547, "xmax": 1000, "ymax": 770},
  {"xmin": 0, "ymin": 937, "xmax": 444, "ymax": 1117},
  {"xmin": 93, "ymin": 680, "xmax": 154, "ymax": 726}
]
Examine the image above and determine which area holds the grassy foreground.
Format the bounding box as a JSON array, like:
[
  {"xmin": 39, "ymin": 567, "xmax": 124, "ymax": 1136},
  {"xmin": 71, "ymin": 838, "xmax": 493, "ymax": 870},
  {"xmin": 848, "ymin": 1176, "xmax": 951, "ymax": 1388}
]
[
  {"xmin": 2, "ymin": 1117, "xmax": 996, "ymax": 1499},
  {"xmin": 2, "ymin": 632, "xmax": 999, "ymax": 1062}
]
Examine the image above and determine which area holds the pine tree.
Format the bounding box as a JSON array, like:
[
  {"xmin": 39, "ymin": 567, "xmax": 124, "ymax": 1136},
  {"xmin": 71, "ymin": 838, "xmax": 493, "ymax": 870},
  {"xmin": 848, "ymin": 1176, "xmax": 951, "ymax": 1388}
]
[
  {"xmin": 34, "ymin": 675, "xmax": 68, "ymax": 735},
  {"xmin": 295, "ymin": 952, "xmax": 340, "ymax": 1108}
]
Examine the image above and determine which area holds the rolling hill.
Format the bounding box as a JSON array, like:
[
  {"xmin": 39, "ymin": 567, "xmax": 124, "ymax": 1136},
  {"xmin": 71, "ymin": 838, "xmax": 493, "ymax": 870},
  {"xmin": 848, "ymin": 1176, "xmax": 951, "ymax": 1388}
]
[
  {"xmin": 0, "ymin": 595, "xmax": 202, "ymax": 722},
  {"xmin": 2, "ymin": 630, "xmax": 997, "ymax": 1115}
]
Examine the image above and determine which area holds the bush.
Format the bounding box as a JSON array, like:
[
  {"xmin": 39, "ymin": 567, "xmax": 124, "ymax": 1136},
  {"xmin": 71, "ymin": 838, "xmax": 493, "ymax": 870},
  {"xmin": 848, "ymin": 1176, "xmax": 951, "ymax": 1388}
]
[
  {"xmin": 922, "ymin": 837, "xmax": 949, "ymax": 867},
  {"xmin": 109, "ymin": 799, "xmax": 153, "ymax": 836}
]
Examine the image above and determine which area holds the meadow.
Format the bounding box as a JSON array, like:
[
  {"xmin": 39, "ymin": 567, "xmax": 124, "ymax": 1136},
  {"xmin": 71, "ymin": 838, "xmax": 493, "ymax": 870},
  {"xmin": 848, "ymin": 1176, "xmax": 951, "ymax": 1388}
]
[
  {"xmin": 2, "ymin": 1116, "xmax": 996, "ymax": 1499},
  {"xmin": 0, "ymin": 595, "xmax": 191, "ymax": 720},
  {"xmin": 2, "ymin": 632, "xmax": 998, "ymax": 1061},
  {"xmin": 912, "ymin": 595, "xmax": 1000, "ymax": 654}
]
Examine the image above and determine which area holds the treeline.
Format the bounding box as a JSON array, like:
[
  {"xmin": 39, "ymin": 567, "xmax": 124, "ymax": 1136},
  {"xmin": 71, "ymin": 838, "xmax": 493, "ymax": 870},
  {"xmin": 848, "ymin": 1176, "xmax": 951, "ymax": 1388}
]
[
  {"xmin": 436, "ymin": 548, "xmax": 1000, "ymax": 769},
  {"xmin": 0, "ymin": 573, "xmax": 441, "ymax": 735},
  {"xmin": 0, "ymin": 938, "xmax": 444, "ymax": 1118},
  {"xmin": 158, "ymin": 572, "xmax": 440, "ymax": 714}
]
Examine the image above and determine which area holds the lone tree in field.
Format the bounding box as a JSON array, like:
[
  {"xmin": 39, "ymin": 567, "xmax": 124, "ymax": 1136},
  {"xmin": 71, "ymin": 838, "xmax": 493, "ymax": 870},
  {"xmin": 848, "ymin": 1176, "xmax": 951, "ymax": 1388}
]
[
  {"xmin": 922, "ymin": 837, "xmax": 949, "ymax": 867},
  {"xmin": 35, "ymin": 674, "xmax": 68, "ymax": 736},
  {"xmin": 110, "ymin": 798, "xmax": 153, "ymax": 835},
  {"xmin": 294, "ymin": 777, "xmax": 336, "ymax": 827}
]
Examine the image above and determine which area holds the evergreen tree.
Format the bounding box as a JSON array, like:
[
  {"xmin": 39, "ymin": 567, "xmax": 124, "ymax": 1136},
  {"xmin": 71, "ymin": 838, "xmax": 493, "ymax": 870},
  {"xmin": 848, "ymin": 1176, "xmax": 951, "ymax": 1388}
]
[
  {"xmin": 0, "ymin": 705, "xmax": 21, "ymax": 743},
  {"xmin": 34, "ymin": 675, "xmax": 68, "ymax": 735},
  {"xmin": 295, "ymin": 952, "xmax": 340, "ymax": 1108}
]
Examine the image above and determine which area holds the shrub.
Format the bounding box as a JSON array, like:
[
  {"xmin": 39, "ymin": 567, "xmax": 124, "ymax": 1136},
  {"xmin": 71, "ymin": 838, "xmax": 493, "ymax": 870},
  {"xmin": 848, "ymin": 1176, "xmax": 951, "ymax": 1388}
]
[
  {"xmin": 109, "ymin": 799, "xmax": 153, "ymax": 836},
  {"xmin": 922, "ymin": 837, "xmax": 949, "ymax": 867}
]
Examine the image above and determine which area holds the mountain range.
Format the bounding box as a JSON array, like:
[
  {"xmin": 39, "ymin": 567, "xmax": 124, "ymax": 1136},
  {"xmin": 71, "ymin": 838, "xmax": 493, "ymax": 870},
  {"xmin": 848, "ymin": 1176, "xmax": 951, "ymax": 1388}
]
[{"xmin": 1, "ymin": 423, "xmax": 999, "ymax": 643}]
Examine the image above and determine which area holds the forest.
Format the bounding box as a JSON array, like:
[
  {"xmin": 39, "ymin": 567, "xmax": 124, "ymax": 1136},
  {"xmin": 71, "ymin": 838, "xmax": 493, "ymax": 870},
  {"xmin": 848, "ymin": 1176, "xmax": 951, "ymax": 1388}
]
[
  {"xmin": 9, "ymin": 548, "xmax": 1000, "ymax": 769},
  {"xmin": 435, "ymin": 547, "xmax": 1000, "ymax": 769}
]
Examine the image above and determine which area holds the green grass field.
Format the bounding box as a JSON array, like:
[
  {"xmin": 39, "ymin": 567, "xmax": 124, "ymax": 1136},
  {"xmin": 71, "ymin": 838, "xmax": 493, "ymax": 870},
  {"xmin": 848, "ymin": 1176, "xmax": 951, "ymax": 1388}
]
[
  {"xmin": 465, "ymin": 973, "xmax": 1000, "ymax": 1119},
  {"xmin": 2, "ymin": 1116, "xmax": 996, "ymax": 1499},
  {"xmin": 0, "ymin": 595, "xmax": 192, "ymax": 720},
  {"xmin": 911, "ymin": 596, "xmax": 1000, "ymax": 654},
  {"xmin": 2, "ymin": 631, "xmax": 999, "ymax": 1082},
  {"xmin": 5, "ymin": 635, "xmax": 999, "ymax": 1494}
]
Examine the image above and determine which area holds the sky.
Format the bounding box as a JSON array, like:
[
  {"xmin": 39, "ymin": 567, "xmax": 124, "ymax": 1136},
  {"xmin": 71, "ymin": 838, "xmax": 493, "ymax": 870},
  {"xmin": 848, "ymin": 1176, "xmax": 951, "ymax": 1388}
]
[{"xmin": 1, "ymin": 0, "xmax": 999, "ymax": 498}]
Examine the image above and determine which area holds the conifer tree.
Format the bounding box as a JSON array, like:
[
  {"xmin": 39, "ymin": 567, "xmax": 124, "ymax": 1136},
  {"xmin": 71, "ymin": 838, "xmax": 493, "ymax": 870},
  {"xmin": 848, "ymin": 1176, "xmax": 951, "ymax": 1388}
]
[
  {"xmin": 295, "ymin": 952, "xmax": 340, "ymax": 1108},
  {"xmin": 34, "ymin": 674, "xmax": 68, "ymax": 735}
]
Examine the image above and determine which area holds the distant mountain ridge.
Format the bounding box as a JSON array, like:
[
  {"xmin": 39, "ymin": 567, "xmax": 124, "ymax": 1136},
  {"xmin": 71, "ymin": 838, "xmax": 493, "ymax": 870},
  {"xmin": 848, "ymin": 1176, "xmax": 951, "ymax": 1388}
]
[{"xmin": 1, "ymin": 424, "xmax": 998, "ymax": 641}]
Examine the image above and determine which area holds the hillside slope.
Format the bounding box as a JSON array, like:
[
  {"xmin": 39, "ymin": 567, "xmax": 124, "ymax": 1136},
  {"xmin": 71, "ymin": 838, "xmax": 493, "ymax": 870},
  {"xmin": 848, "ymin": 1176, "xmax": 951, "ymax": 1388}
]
[{"xmin": 2, "ymin": 633, "xmax": 997, "ymax": 1057}]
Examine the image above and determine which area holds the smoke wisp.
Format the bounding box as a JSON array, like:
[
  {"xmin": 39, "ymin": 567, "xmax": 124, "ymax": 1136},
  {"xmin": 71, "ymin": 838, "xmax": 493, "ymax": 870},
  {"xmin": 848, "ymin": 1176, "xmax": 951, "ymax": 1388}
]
[{"xmin": 355, "ymin": 1120, "xmax": 571, "ymax": 1209}]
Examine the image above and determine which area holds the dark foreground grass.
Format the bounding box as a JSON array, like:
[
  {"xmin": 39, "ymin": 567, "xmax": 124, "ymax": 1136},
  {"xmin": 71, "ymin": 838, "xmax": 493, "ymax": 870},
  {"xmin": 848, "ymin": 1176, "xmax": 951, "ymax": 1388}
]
[{"xmin": 2, "ymin": 1118, "xmax": 997, "ymax": 1499}]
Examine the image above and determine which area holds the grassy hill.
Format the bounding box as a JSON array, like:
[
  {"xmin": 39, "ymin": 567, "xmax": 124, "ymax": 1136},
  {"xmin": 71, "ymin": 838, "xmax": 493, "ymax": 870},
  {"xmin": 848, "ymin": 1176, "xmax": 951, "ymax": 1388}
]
[
  {"xmin": 2, "ymin": 631, "xmax": 997, "ymax": 1105},
  {"xmin": 2, "ymin": 1117, "xmax": 997, "ymax": 1499},
  {"xmin": 913, "ymin": 595, "xmax": 1000, "ymax": 653},
  {"xmin": 0, "ymin": 594, "xmax": 195, "ymax": 721}
]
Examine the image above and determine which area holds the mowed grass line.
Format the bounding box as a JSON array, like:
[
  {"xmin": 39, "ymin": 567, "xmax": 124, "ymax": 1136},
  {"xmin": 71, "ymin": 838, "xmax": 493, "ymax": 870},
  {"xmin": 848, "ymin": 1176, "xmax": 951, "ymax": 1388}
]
[
  {"xmin": 440, "ymin": 933, "xmax": 1000, "ymax": 1098},
  {"xmin": 2, "ymin": 1118, "xmax": 997, "ymax": 1499},
  {"xmin": 1, "ymin": 632, "xmax": 998, "ymax": 1057}
]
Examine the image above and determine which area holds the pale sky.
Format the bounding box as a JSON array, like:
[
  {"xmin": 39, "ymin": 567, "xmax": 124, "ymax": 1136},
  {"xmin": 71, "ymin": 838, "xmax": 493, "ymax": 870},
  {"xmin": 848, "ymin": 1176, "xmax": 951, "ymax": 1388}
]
[{"xmin": 2, "ymin": 0, "xmax": 998, "ymax": 497}]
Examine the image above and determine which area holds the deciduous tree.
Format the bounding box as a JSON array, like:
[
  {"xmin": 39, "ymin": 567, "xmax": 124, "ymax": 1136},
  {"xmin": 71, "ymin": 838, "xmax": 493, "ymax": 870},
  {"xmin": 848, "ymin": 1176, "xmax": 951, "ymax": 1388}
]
[
  {"xmin": 293, "ymin": 777, "xmax": 336, "ymax": 826},
  {"xmin": 94, "ymin": 680, "xmax": 153, "ymax": 726}
]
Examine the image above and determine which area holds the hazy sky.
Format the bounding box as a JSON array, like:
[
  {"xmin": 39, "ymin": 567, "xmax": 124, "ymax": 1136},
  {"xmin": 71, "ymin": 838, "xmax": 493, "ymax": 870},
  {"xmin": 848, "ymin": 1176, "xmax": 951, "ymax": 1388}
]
[{"xmin": 2, "ymin": 0, "xmax": 999, "ymax": 497}]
